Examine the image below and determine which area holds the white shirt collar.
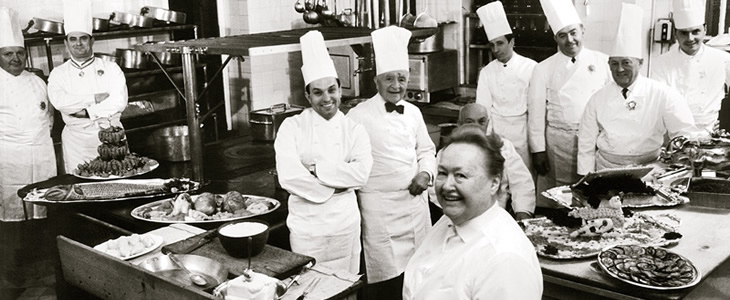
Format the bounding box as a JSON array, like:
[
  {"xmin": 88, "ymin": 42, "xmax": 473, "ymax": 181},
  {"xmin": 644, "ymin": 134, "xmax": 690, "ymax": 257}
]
[{"xmin": 451, "ymin": 201, "xmax": 500, "ymax": 244}]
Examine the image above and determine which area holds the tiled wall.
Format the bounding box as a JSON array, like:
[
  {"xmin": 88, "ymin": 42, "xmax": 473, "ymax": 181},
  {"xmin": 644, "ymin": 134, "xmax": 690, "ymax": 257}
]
[{"xmin": 3, "ymin": 0, "xmax": 169, "ymax": 74}]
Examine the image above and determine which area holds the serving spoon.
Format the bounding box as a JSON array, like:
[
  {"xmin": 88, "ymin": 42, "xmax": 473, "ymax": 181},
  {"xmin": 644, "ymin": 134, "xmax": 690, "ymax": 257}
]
[{"xmin": 165, "ymin": 251, "xmax": 208, "ymax": 286}]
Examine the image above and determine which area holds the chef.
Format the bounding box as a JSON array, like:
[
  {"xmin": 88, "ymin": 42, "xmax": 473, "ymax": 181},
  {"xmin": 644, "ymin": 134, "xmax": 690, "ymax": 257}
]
[
  {"xmin": 527, "ymin": 0, "xmax": 611, "ymax": 207},
  {"xmin": 475, "ymin": 1, "xmax": 537, "ymax": 169},
  {"xmin": 578, "ymin": 3, "xmax": 699, "ymax": 174},
  {"xmin": 0, "ymin": 7, "xmax": 56, "ymax": 222},
  {"xmin": 651, "ymin": 0, "xmax": 730, "ymax": 133},
  {"xmin": 274, "ymin": 30, "xmax": 372, "ymax": 274},
  {"xmin": 48, "ymin": 0, "xmax": 128, "ymax": 173},
  {"xmin": 457, "ymin": 103, "xmax": 535, "ymax": 220},
  {"xmin": 403, "ymin": 125, "xmax": 543, "ymax": 299},
  {"xmin": 347, "ymin": 26, "xmax": 437, "ymax": 299}
]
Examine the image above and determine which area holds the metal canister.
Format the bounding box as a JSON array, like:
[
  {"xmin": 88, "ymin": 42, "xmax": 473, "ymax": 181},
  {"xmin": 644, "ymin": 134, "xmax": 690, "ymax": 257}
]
[{"xmin": 249, "ymin": 104, "xmax": 304, "ymax": 141}]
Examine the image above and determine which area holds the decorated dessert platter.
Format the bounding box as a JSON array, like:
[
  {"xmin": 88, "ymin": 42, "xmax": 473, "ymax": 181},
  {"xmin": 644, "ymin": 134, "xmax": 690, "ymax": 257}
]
[
  {"xmin": 131, "ymin": 191, "xmax": 280, "ymax": 224},
  {"xmin": 597, "ymin": 244, "xmax": 701, "ymax": 290}
]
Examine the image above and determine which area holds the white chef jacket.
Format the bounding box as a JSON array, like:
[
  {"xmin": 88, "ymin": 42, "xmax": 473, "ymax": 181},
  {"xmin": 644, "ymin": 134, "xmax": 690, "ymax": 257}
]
[
  {"xmin": 403, "ymin": 203, "xmax": 543, "ymax": 300},
  {"xmin": 0, "ymin": 69, "xmax": 56, "ymax": 221},
  {"xmin": 47, "ymin": 57, "xmax": 128, "ymax": 172},
  {"xmin": 577, "ymin": 77, "xmax": 697, "ymax": 175},
  {"xmin": 477, "ymin": 53, "xmax": 537, "ymax": 167},
  {"xmin": 652, "ymin": 45, "xmax": 730, "ymax": 132},
  {"xmin": 527, "ymin": 48, "xmax": 611, "ymax": 152},
  {"xmin": 347, "ymin": 94, "xmax": 437, "ymax": 283},
  {"xmin": 274, "ymin": 109, "xmax": 372, "ymax": 273},
  {"xmin": 431, "ymin": 138, "xmax": 535, "ymax": 216}
]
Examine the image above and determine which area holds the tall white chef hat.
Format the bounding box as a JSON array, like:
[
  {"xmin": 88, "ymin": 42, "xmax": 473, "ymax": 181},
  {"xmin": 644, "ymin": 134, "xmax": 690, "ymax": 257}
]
[
  {"xmin": 540, "ymin": 0, "xmax": 582, "ymax": 34},
  {"xmin": 610, "ymin": 3, "xmax": 643, "ymax": 59},
  {"xmin": 63, "ymin": 0, "xmax": 93, "ymax": 35},
  {"xmin": 477, "ymin": 1, "xmax": 512, "ymax": 41},
  {"xmin": 0, "ymin": 7, "xmax": 24, "ymax": 48},
  {"xmin": 371, "ymin": 26, "xmax": 411, "ymax": 75},
  {"xmin": 300, "ymin": 30, "xmax": 338, "ymax": 86},
  {"xmin": 672, "ymin": 0, "xmax": 705, "ymax": 29}
]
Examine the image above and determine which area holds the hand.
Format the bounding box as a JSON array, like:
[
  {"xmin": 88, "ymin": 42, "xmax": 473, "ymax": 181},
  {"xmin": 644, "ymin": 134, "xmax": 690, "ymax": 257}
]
[
  {"xmin": 408, "ymin": 172, "xmax": 431, "ymax": 196},
  {"xmin": 70, "ymin": 109, "xmax": 89, "ymax": 118},
  {"xmin": 94, "ymin": 93, "xmax": 109, "ymax": 104},
  {"xmin": 514, "ymin": 212, "xmax": 533, "ymax": 221},
  {"xmin": 532, "ymin": 152, "xmax": 550, "ymax": 176}
]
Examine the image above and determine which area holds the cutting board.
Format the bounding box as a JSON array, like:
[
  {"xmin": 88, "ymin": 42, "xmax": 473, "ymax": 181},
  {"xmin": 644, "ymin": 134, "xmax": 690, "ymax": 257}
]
[{"xmin": 162, "ymin": 231, "xmax": 314, "ymax": 280}]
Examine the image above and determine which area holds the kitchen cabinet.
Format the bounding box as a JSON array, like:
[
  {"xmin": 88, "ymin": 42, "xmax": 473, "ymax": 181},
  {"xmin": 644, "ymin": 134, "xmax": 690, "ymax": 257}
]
[{"xmin": 464, "ymin": 0, "xmax": 557, "ymax": 84}]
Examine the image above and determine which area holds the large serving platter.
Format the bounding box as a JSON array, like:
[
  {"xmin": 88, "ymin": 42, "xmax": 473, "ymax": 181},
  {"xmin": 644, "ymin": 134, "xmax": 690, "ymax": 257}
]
[
  {"xmin": 72, "ymin": 159, "xmax": 159, "ymax": 180},
  {"xmin": 130, "ymin": 194, "xmax": 280, "ymax": 224},
  {"xmin": 22, "ymin": 178, "xmax": 200, "ymax": 204},
  {"xmin": 93, "ymin": 234, "xmax": 164, "ymax": 261},
  {"xmin": 521, "ymin": 214, "xmax": 681, "ymax": 260},
  {"xmin": 542, "ymin": 185, "xmax": 689, "ymax": 209},
  {"xmin": 597, "ymin": 244, "xmax": 701, "ymax": 290}
]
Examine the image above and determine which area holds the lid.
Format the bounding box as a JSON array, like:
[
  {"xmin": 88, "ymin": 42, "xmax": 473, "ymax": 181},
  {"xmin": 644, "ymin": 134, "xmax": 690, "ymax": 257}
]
[{"xmin": 250, "ymin": 103, "xmax": 305, "ymax": 116}]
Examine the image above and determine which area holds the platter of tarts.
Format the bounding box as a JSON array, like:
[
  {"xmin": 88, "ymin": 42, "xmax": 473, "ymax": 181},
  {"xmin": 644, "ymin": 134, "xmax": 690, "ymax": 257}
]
[{"xmin": 597, "ymin": 244, "xmax": 700, "ymax": 290}]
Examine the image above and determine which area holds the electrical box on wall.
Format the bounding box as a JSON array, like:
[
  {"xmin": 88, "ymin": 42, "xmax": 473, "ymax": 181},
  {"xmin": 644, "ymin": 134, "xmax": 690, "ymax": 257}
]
[{"xmin": 654, "ymin": 18, "xmax": 673, "ymax": 42}]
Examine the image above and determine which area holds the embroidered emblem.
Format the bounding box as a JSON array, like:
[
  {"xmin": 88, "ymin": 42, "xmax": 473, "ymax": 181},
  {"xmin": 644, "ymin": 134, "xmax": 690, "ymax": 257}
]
[
  {"xmin": 625, "ymin": 100, "xmax": 637, "ymax": 111},
  {"xmin": 78, "ymin": 71, "xmax": 84, "ymax": 77},
  {"xmin": 40, "ymin": 102, "xmax": 46, "ymax": 110},
  {"xmin": 588, "ymin": 65, "xmax": 595, "ymax": 72},
  {"xmin": 97, "ymin": 70, "xmax": 104, "ymax": 76}
]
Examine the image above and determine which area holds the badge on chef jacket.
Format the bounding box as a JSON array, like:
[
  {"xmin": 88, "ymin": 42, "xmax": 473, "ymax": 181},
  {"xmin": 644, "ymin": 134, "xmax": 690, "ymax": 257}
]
[
  {"xmin": 97, "ymin": 70, "xmax": 104, "ymax": 76},
  {"xmin": 40, "ymin": 102, "xmax": 46, "ymax": 110}
]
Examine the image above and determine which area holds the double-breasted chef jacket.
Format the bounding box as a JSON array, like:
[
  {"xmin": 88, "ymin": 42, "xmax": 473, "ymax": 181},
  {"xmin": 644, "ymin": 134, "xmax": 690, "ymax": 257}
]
[
  {"xmin": 47, "ymin": 57, "xmax": 128, "ymax": 173},
  {"xmin": 0, "ymin": 69, "xmax": 56, "ymax": 221}
]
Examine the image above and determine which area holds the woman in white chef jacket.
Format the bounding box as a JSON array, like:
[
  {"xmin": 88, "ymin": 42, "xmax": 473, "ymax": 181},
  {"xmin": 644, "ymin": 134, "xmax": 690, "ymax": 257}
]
[
  {"xmin": 48, "ymin": 0, "xmax": 128, "ymax": 173},
  {"xmin": 0, "ymin": 7, "xmax": 56, "ymax": 222},
  {"xmin": 274, "ymin": 31, "xmax": 372, "ymax": 273}
]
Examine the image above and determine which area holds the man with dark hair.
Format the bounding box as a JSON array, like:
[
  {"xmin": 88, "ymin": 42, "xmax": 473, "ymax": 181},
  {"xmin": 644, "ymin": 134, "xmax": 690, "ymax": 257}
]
[
  {"xmin": 651, "ymin": 0, "xmax": 730, "ymax": 133},
  {"xmin": 476, "ymin": 1, "xmax": 537, "ymax": 169},
  {"xmin": 528, "ymin": 0, "xmax": 611, "ymax": 207},
  {"xmin": 47, "ymin": 0, "xmax": 128, "ymax": 173},
  {"xmin": 275, "ymin": 30, "xmax": 372, "ymax": 274},
  {"xmin": 403, "ymin": 125, "xmax": 542, "ymax": 299}
]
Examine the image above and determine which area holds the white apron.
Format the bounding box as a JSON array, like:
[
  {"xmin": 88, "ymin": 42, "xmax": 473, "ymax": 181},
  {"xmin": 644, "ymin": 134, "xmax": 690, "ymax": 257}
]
[
  {"xmin": 537, "ymin": 63, "xmax": 600, "ymax": 207},
  {"xmin": 596, "ymin": 150, "xmax": 659, "ymax": 171},
  {"xmin": 0, "ymin": 142, "xmax": 55, "ymax": 221},
  {"xmin": 491, "ymin": 113, "xmax": 531, "ymax": 169},
  {"xmin": 359, "ymin": 189, "xmax": 430, "ymax": 283}
]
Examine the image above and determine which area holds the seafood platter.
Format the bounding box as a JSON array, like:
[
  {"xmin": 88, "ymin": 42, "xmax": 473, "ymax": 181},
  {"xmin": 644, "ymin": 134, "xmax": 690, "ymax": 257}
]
[{"xmin": 23, "ymin": 178, "xmax": 199, "ymax": 204}]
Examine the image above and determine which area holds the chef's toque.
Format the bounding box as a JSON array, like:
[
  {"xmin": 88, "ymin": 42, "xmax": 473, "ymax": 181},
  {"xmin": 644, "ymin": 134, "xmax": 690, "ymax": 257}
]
[
  {"xmin": 371, "ymin": 26, "xmax": 411, "ymax": 75},
  {"xmin": 477, "ymin": 1, "xmax": 512, "ymax": 41},
  {"xmin": 300, "ymin": 30, "xmax": 338, "ymax": 86},
  {"xmin": 63, "ymin": 0, "xmax": 93, "ymax": 35},
  {"xmin": 672, "ymin": 0, "xmax": 705, "ymax": 29},
  {"xmin": 540, "ymin": 0, "xmax": 582, "ymax": 34},
  {"xmin": 0, "ymin": 7, "xmax": 24, "ymax": 48},
  {"xmin": 610, "ymin": 3, "xmax": 643, "ymax": 59}
]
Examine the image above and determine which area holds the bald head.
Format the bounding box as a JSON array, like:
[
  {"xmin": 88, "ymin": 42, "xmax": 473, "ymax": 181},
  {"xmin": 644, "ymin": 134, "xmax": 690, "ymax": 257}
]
[{"xmin": 458, "ymin": 103, "xmax": 489, "ymax": 133}]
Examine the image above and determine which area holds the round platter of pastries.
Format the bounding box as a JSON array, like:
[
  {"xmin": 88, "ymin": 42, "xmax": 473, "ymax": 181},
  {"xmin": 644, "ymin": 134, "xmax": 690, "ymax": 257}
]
[
  {"xmin": 73, "ymin": 126, "xmax": 158, "ymax": 179},
  {"xmin": 521, "ymin": 167, "xmax": 684, "ymax": 259}
]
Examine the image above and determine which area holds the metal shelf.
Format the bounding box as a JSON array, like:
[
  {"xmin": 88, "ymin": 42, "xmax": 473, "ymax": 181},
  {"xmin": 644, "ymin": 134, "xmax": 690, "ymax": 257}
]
[{"xmin": 23, "ymin": 24, "xmax": 196, "ymax": 45}]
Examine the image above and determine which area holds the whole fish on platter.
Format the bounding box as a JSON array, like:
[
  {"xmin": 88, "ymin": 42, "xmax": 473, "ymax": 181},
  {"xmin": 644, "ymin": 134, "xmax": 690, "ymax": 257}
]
[{"xmin": 23, "ymin": 178, "xmax": 200, "ymax": 204}]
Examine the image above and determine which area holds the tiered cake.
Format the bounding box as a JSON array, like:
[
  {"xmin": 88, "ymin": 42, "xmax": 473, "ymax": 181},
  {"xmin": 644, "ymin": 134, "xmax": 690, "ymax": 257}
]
[{"xmin": 75, "ymin": 126, "xmax": 154, "ymax": 177}]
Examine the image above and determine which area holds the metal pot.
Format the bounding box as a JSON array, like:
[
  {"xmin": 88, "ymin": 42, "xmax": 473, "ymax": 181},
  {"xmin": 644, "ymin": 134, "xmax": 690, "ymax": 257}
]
[
  {"xmin": 31, "ymin": 17, "xmax": 64, "ymax": 35},
  {"xmin": 149, "ymin": 51, "xmax": 181, "ymax": 66},
  {"xmin": 146, "ymin": 125, "xmax": 202, "ymax": 161},
  {"xmin": 140, "ymin": 6, "xmax": 187, "ymax": 24},
  {"xmin": 111, "ymin": 11, "xmax": 155, "ymax": 28},
  {"xmin": 94, "ymin": 52, "xmax": 119, "ymax": 65},
  {"xmin": 249, "ymin": 104, "xmax": 304, "ymax": 141},
  {"xmin": 408, "ymin": 25, "xmax": 444, "ymax": 53},
  {"xmin": 92, "ymin": 17, "xmax": 110, "ymax": 32},
  {"xmin": 115, "ymin": 48, "xmax": 149, "ymax": 69}
]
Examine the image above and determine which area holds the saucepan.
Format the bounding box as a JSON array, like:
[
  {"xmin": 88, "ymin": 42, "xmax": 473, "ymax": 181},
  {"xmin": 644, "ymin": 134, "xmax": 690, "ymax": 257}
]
[
  {"xmin": 143, "ymin": 42, "xmax": 181, "ymax": 66},
  {"xmin": 31, "ymin": 17, "xmax": 64, "ymax": 35},
  {"xmin": 111, "ymin": 11, "xmax": 155, "ymax": 28},
  {"xmin": 141, "ymin": 6, "xmax": 187, "ymax": 24},
  {"xmin": 116, "ymin": 48, "xmax": 149, "ymax": 69},
  {"xmin": 92, "ymin": 17, "xmax": 110, "ymax": 32},
  {"xmin": 94, "ymin": 52, "xmax": 119, "ymax": 66}
]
